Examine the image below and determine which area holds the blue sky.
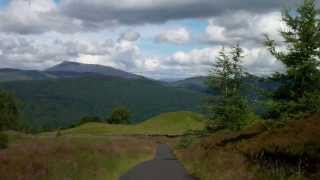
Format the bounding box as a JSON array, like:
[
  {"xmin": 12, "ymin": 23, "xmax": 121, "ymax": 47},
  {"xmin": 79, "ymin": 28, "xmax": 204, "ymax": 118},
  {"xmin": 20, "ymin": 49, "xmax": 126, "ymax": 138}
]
[
  {"xmin": 0, "ymin": 0, "xmax": 8, "ymax": 7},
  {"xmin": 0, "ymin": 0, "xmax": 312, "ymax": 79}
]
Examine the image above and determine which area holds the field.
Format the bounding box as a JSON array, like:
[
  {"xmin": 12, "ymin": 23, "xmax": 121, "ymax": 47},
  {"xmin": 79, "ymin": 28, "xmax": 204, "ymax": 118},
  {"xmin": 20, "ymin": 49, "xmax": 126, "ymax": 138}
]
[
  {"xmin": 60, "ymin": 111, "xmax": 206, "ymax": 136},
  {"xmin": 0, "ymin": 111, "xmax": 205, "ymax": 180},
  {"xmin": 0, "ymin": 132, "xmax": 156, "ymax": 180}
]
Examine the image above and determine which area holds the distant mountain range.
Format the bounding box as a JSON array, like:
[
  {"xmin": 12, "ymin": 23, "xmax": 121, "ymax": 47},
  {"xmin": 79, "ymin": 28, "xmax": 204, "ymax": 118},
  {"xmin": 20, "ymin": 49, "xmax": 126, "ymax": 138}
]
[
  {"xmin": 0, "ymin": 62, "xmax": 278, "ymax": 130},
  {"xmin": 0, "ymin": 61, "xmax": 144, "ymax": 82},
  {"xmin": 166, "ymin": 76, "xmax": 209, "ymax": 93},
  {"xmin": 0, "ymin": 76, "xmax": 204, "ymax": 130},
  {"xmin": 46, "ymin": 61, "xmax": 144, "ymax": 79},
  {"xmin": 0, "ymin": 62, "xmax": 206, "ymax": 130}
]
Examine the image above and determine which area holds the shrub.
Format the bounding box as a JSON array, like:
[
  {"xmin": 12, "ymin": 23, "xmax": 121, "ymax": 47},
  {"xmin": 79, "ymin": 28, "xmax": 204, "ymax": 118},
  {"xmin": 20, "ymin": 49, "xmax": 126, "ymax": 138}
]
[
  {"xmin": 0, "ymin": 90, "xmax": 19, "ymax": 131},
  {"xmin": 177, "ymin": 135, "xmax": 195, "ymax": 149},
  {"xmin": 107, "ymin": 106, "xmax": 131, "ymax": 124},
  {"xmin": 0, "ymin": 132, "xmax": 8, "ymax": 149}
]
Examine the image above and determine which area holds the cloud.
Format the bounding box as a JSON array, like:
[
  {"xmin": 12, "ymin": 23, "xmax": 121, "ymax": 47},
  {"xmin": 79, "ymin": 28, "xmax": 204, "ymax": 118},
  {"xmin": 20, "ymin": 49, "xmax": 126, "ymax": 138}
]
[
  {"xmin": 0, "ymin": 0, "xmax": 307, "ymax": 34},
  {"xmin": 0, "ymin": 0, "xmax": 118, "ymax": 34},
  {"xmin": 156, "ymin": 45, "xmax": 285, "ymax": 78},
  {"xmin": 60, "ymin": 0, "xmax": 301, "ymax": 25},
  {"xmin": 155, "ymin": 27, "xmax": 191, "ymax": 44},
  {"xmin": 205, "ymin": 11, "xmax": 284, "ymax": 46},
  {"xmin": 0, "ymin": 0, "xmax": 302, "ymax": 79},
  {"xmin": 118, "ymin": 31, "xmax": 140, "ymax": 42},
  {"xmin": 0, "ymin": 33, "xmax": 143, "ymax": 71}
]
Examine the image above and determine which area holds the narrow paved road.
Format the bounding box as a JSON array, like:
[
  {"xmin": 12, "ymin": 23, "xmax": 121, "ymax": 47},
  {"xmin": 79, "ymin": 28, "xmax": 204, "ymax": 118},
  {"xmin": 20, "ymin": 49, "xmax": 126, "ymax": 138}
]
[{"xmin": 120, "ymin": 144, "xmax": 194, "ymax": 180}]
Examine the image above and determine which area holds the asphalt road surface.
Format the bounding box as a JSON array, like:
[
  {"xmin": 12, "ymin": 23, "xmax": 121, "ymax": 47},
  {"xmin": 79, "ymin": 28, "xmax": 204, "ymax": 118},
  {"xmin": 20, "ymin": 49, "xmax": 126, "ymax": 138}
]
[{"xmin": 120, "ymin": 144, "xmax": 194, "ymax": 180}]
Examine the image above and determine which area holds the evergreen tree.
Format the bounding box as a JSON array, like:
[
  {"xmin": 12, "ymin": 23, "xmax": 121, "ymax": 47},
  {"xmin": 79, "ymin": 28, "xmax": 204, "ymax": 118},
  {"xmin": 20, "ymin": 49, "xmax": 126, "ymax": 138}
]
[
  {"xmin": 264, "ymin": 0, "xmax": 320, "ymax": 119},
  {"xmin": 0, "ymin": 90, "xmax": 19, "ymax": 131},
  {"xmin": 0, "ymin": 90, "xmax": 19, "ymax": 149},
  {"xmin": 205, "ymin": 45, "xmax": 249, "ymax": 131}
]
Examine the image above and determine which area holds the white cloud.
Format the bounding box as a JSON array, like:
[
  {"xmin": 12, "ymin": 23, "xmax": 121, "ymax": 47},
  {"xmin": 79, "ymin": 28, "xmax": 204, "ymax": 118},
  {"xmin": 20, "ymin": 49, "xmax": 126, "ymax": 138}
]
[
  {"xmin": 155, "ymin": 27, "xmax": 191, "ymax": 44},
  {"xmin": 155, "ymin": 45, "xmax": 285, "ymax": 78},
  {"xmin": 0, "ymin": 0, "xmax": 293, "ymax": 79},
  {"xmin": 205, "ymin": 11, "xmax": 284, "ymax": 45},
  {"xmin": 118, "ymin": 31, "xmax": 140, "ymax": 42},
  {"xmin": 206, "ymin": 24, "xmax": 227, "ymax": 43}
]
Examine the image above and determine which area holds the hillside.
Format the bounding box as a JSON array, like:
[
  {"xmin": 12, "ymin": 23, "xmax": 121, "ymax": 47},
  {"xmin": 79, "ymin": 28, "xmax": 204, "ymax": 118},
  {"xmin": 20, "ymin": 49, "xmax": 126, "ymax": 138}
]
[
  {"xmin": 0, "ymin": 69, "xmax": 53, "ymax": 82},
  {"xmin": 168, "ymin": 76, "xmax": 209, "ymax": 93},
  {"xmin": 1, "ymin": 133, "xmax": 155, "ymax": 180},
  {"xmin": 168, "ymin": 75, "xmax": 278, "ymax": 94},
  {"xmin": 62, "ymin": 111, "xmax": 206, "ymax": 136},
  {"xmin": 175, "ymin": 114, "xmax": 320, "ymax": 180},
  {"xmin": 46, "ymin": 61, "xmax": 144, "ymax": 79},
  {"xmin": 0, "ymin": 61, "xmax": 146, "ymax": 82},
  {"xmin": 0, "ymin": 77, "xmax": 205, "ymax": 130}
]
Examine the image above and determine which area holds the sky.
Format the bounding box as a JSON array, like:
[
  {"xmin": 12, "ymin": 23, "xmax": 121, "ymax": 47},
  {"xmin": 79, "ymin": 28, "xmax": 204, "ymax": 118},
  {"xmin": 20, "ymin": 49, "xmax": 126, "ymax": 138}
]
[{"xmin": 0, "ymin": 0, "xmax": 315, "ymax": 79}]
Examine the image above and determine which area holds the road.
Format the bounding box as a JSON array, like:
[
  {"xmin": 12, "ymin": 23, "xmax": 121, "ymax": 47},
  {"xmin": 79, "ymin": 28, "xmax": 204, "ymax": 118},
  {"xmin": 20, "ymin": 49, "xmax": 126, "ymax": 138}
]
[{"xmin": 120, "ymin": 144, "xmax": 194, "ymax": 180}]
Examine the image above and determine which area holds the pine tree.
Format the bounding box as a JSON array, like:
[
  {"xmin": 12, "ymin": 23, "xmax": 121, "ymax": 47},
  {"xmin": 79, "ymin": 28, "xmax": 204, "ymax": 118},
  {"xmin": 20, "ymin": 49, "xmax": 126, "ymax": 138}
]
[
  {"xmin": 205, "ymin": 45, "xmax": 249, "ymax": 131},
  {"xmin": 265, "ymin": 0, "xmax": 320, "ymax": 119}
]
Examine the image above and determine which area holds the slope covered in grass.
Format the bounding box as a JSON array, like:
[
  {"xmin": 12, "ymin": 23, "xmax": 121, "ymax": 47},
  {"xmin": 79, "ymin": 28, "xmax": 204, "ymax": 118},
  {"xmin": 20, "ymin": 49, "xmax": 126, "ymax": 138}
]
[
  {"xmin": 175, "ymin": 114, "xmax": 320, "ymax": 180},
  {"xmin": 62, "ymin": 111, "xmax": 206, "ymax": 136},
  {"xmin": 0, "ymin": 135, "xmax": 155, "ymax": 180},
  {"xmin": 0, "ymin": 76, "xmax": 205, "ymax": 130}
]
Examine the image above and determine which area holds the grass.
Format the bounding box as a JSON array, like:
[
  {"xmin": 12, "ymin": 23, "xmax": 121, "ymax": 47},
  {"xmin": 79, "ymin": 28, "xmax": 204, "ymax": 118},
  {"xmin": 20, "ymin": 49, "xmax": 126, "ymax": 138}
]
[
  {"xmin": 174, "ymin": 114, "xmax": 320, "ymax": 180},
  {"xmin": 0, "ymin": 135, "xmax": 155, "ymax": 180},
  {"xmin": 60, "ymin": 111, "xmax": 206, "ymax": 136},
  {"xmin": 0, "ymin": 111, "xmax": 206, "ymax": 179},
  {"xmin": 0, "ymin": 111, "xmax": 205, "ymax": 180}
]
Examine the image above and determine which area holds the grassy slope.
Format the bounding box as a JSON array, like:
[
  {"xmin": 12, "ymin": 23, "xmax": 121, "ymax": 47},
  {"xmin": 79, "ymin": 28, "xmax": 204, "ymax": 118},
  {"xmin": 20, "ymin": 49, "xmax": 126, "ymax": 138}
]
[
  {"xmin": 62, "ymin": 111, "xmax": 206, "ymax": 136},
  {"xmin": 0, "ymin": 76, "xmax": 205, "ymax": 129},
  {"xmin": 175, "ymin": 114, "xmax": 320, "ymax": 180},
  {"xmin": 0, "ymin": 134, "xmax": 155, "ymax": 180},
  {"xmin": 0, "ymin": 111, "xmax": 205, "ymax": 180}
]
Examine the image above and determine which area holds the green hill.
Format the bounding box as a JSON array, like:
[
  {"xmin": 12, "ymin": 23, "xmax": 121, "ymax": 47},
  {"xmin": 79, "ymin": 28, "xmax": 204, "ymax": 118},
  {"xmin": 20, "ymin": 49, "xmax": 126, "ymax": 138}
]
[
  {"xmin": 0, "ymin": 77, "xmax": 205, "ymax": 130},
  {"xmin": 0, "ymin": 69, "xmax": 53, "ymax": 82},
  {"xmin": 62, "ymin": 111, "xmax": 206, "ymax": 136}
]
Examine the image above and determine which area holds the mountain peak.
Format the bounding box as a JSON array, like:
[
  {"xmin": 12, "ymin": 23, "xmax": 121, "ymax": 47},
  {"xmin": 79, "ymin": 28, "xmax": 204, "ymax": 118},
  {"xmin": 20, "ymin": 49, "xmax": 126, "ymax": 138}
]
[
  {"xmin": 58, "ymin": 61, "xmax": 80, "ymax": 66},
  {"xmin": 46, "ymin": 61, "xmax": 144, "ymax": 79}
]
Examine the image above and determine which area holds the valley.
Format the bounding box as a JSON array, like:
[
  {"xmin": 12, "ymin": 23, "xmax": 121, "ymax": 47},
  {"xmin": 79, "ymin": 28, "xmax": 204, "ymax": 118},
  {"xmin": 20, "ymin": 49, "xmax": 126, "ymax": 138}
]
[{"xmin": 0, "ymin": 62, "xmax": 206, "ymax": 130}]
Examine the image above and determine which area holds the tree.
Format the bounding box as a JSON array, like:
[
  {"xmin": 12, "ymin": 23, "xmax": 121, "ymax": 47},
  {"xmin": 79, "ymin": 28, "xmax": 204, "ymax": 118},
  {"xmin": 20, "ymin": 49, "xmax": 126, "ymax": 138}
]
[
  {"xmin": 205, "ymin": 45, "xmax": 250, "ymax": 131},
  {"xmin": 264, "ymin": 0, "xmax": 320, "ymax": 119},
  {"xmin": 0, "ymin": 90, "xmax": 19, "ymax": 149},
  {"xmin": 0, "ymin": 90, "xmax": 19, "ymax": 131},
  {"xmin": 107, "ymin": 106, "xmax": 131, "ymax": 124}
]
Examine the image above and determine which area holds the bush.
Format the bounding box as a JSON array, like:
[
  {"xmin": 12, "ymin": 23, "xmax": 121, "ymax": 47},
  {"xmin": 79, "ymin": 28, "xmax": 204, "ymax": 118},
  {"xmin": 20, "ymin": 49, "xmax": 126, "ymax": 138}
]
[
  {"xmin": 107, "ymin": 106, "xmax": 131, "ymax": 124},
  {"xmin": 177, "ymin": 135, "xmax": 195, "ymax": 149},
  {"xmin": 0, "ymin": 132, "xmax": 8, "ymax": 149},
  {"xmin": 0, "ymin": 90, "xmax": 19, "ymax": 131}
]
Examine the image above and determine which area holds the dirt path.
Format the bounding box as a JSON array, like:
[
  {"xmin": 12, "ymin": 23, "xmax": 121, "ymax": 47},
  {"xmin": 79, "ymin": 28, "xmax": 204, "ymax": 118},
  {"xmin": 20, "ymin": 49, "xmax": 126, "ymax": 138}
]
[{"xmin": 120, "ymin": 144, "xmax": 194, "ymax": 180}]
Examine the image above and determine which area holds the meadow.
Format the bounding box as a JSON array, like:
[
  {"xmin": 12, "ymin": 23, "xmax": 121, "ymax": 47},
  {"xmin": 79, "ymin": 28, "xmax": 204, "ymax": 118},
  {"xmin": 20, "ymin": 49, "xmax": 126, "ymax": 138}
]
[
  {"xmin": 0, "ymin": 111, "xmax": 205, "ymax": 180},
  {"xmin": 59, "ymin": 111, "xmax": 205, "ymax": 136},
  {"xmin": 0, "ymin": 132, "xmax": 156, "ymax": 180}
]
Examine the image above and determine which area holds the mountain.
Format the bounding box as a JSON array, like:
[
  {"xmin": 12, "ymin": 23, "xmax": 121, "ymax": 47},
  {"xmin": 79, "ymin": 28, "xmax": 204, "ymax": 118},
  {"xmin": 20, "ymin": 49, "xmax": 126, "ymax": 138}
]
[
  {"xmin": 0, "ymin": 69, "xmax": 53, "ymax": 82},
  {"xmin": 167, "ymin": 75, "xmax": 280, "ymax": 115},
  {"xmin": 168, "ymin": 76, "xmax": 209, "ymax": 93},
  {"xmin": 46, "ymin": 61, "xmax": 144, "ymax": 79},
  {"xmin": 0, "ymin": 61, "xmax": 147, "ymax": 82},
  {"xmin": 168, "ymin": 75, "xmax": 278, "ymax": 94},
  {"xmin": 0, "ymin": 76, "xmax": 205, "ymax": 130}
]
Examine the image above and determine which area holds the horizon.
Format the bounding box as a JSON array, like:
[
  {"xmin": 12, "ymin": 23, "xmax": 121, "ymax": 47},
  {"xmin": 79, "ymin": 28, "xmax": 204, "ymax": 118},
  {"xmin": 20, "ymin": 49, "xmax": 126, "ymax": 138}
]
[{"xmin": 0, "ymin": 0, "xmax": 318, "ymax": 79}]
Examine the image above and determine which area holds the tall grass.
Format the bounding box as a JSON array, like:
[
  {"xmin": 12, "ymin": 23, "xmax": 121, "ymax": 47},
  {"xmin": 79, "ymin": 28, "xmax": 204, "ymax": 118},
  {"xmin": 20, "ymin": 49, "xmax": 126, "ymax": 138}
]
[
  {"xmin": 0, "ymin": 136, "xmax": 155, "ymax": 180},
  {"xmin": 175, "ymin": 114, "xmax": 320, "ymax": 180}
]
